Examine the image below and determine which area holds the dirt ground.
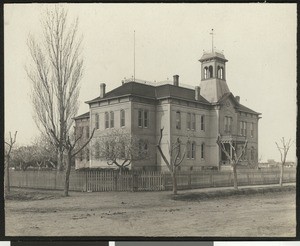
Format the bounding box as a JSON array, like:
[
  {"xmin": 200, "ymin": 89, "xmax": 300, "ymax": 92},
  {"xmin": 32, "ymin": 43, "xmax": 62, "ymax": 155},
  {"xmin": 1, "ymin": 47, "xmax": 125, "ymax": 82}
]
[{"xmin": 5, "ymin": 185, "xmax": 296, "ymax": 237}]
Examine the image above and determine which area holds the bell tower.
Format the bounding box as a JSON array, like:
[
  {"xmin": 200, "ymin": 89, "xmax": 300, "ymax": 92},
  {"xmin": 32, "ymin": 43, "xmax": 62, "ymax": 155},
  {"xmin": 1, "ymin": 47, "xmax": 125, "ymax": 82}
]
[{"xmin": 199, "ymin": 30, "xmax": 230, "ymax": 103}]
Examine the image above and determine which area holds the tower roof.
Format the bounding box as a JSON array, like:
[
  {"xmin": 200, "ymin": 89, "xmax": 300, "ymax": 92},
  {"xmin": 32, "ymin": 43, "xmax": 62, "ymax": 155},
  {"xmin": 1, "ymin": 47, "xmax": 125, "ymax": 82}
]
[{"xmin": 199, "ymin": 51, "xmax": 228, "ymax": 62}]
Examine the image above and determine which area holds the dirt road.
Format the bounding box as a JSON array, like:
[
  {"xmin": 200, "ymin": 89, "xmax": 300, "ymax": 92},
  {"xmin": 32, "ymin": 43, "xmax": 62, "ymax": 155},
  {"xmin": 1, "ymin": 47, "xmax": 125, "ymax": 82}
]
[{"xmin": 5, "ymin": 186, "xmax": 296, "ymax": 237}]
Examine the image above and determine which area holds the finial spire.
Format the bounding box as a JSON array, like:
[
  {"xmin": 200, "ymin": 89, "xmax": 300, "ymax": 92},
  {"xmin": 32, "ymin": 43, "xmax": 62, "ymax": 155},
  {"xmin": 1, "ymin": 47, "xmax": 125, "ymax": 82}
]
[
  {"xmin": 133, "ymin": 30, "xmax": 136, "ymax": 82},
  {"xmin": 210, "ymin": 28, "xmax": 214, "ymax": 52}
]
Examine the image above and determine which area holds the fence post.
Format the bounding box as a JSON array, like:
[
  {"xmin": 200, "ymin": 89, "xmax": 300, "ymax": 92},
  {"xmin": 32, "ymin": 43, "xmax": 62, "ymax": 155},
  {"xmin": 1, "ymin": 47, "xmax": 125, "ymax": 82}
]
[
  {"xmin": 84, "ymin": 170, "xmax": 88, "ymax": 192},
  {"xmin": 188, "ymin": 171, "xmax": 192, "ymax": 189},
  {"xmin": 209, "ymin": 173, "xmax": 213, "ymax": 187},
  {"xmin": 132, "ymin": 171, "xmax": 138, "ymax": 192}
]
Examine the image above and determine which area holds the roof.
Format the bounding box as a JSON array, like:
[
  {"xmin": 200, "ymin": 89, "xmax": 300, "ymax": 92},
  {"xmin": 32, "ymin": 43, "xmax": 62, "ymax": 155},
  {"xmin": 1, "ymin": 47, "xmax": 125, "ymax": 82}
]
[
  {"xmin": 74, "ymin": 111, "xmax": 90, "ymax": 120},
  {"xmin": 217, "ymin": 92, "xmax": 260, "ymax": 115},
  {"xmin": 199, "ymin": 51, "xmax": 228, "ymax": 62},
  {"xmin": 86, "ymin": 81, "xmax": 210, "ymax": 105}
]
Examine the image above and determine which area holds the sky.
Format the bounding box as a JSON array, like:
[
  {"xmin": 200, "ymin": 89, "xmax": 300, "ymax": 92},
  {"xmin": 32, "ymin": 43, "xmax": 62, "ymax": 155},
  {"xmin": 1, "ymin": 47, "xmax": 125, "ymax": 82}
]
[{"xmin": 4, "ymin": 3, "xmax": 297, "ymax": 162}]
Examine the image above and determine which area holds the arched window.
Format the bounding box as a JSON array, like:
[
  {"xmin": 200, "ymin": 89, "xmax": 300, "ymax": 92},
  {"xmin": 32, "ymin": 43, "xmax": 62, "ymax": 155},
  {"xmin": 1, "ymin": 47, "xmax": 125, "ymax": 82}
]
[
  {"xmin": 209, "ymin": 65, "xmax": 213, "ymax": 78},
  {"xmin": 220, "ymin": 67, "xmax": 224, "ymax": 79},
  {"xmin": 204, "ymin": 67, "xmax": 208, "ymax": 79},
  {"xmin": 217, "ymin": 66, "xmax": 224, "ymax": 79},
  {"xmin": 191, "ymin": 142, "xmax": 196, "ymax": 159},
  {"xmin": 186, "ymin": 141, "xmax": 191, "ymax": 159}
]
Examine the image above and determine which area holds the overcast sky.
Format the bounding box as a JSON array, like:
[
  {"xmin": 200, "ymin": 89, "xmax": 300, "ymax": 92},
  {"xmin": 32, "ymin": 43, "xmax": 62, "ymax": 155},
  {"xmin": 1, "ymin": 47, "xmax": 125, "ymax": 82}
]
[{"xmin": 4, "ymin": 3, "xmax": 297, "ymax": 162}]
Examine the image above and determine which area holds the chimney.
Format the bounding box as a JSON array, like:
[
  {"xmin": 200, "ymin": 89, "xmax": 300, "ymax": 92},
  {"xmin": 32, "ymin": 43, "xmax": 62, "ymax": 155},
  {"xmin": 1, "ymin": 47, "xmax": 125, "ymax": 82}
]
[
  {"xmin": 235, "ymin": 96, "xmax": 240, "ymax": 103},
  {"xmin": 173, "ymin": 75, "xmax": 179, "ymax": 86},
  {"xmin": 100, "ymin": 83, "xmax": 106, "ymax": 98},
  {"xmin": 195, "ymin": 86, "xmax": 201, "ymax": 101}
]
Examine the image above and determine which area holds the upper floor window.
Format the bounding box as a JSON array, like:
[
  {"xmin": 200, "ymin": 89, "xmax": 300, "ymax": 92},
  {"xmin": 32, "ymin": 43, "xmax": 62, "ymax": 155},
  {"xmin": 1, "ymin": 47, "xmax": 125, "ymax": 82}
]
[
  {"xmin": 120, "ymin": 109, "xmax": 125, "ymax": 127},
  {"xmin": 86, "ymin": 126, "xmax": 89, "ymax": 138},
  {"xmin": 105, "ymin": 112, "xmax": 109, "ymax": 129},
  {"xmin": 144, "ymin": 110, "xmax": 149, "ymax": 128},
  {"xmin": 138, "ymin": 109, "xmax": 149, "ymax": 128},
  {"xmin": 95, "ymin": 113, "xmax": 99, "ymax": 129},
  {"xmin": 191, "ymin": 113, "xmax": 196, "ymax": 130},
  {"xmin": 209, "ymin": 65, "xmax": 213, "ymax": 78},
  {"xmin": 217, "ymin": 66, "xmax": 224, "ymax": 79},
  {"xmin": 138, "ymin": 109, "xmax": 143, "ymax": 127},
  {"xmin": 187, "ymin": 113, "xmax": 191, "ymax": 130},
  {"xmin": 240, "ymin": 121, "xmax": 247, "ymax": 136},
  {"xmin": 224, "ymin": 116, "xmax": 232, "ymax": 133},
  {"xmin": 201, "ymin": 115, "xmax": 205, "ymax": 131},
  {"xmin": 204, "ymin": 67, "xmax": 208, "ymax": 79},
  {"xmin": 250, "ymin": 123, "xmax": 254, "ymax": 137},
  {"xmin": 176, "ymin": 111, "xmax": 181, "ymax": 130}
]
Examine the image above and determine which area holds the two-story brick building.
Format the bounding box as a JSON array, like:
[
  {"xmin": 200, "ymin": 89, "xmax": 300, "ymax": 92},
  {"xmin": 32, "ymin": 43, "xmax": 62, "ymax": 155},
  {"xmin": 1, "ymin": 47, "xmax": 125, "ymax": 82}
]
[{"xmin": 74, "ymin": 49, "xmax": 261, "ymax": 171}]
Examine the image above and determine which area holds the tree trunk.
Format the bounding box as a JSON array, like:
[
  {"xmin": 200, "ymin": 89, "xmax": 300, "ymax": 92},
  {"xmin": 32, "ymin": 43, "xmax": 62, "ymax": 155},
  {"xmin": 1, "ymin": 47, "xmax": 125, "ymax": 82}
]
[
  {"xmin": 279, "ymin": 163, "xmax": 284, "ymax": 187},
  {"xmin": 172, "ymin": 171, "xmax": 178, "ymax": 195},
  {"xmin": 232, "ymin": 163, "xmax": 238, "ymax": 190},
  {"xmin": 64, "ymin": 151, "xmax": 72, "ymax": 196},
  {"xmin": 57, "ymin": 149, "xmax": 64, "ymax": 172},
  {"xmin": 4, "ymin": 156, "xmax": 10, "ymax": 195}
]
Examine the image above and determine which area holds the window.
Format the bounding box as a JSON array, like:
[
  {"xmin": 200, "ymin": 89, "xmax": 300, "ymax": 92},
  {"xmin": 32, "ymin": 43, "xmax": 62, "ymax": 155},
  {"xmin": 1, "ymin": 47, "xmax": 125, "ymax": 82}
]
[
  {"xmin": 250, "ymin": 147, "xmax": 255, "ymax": 161},
  {"xmin": 191, "ymin": 142, "xmax": 196, "ymax": 159},
  {"xmin": 138, "ymin": 109, "xmax": 143, "ymax": 127},
  {"xmin": 86, "ymin": 126, "xmax": 89, "ymax": 138},
  {"xmin": 191, "ymin": 113, "xmax": 196, "ymax": 130},
  {"xmin": 144, "ymin": 110, "xmax": 149, "ymax": 128},
  {"xmin": 95, "ymin": 113, "xmax": 99, "ymax": 129},
  {"xmin": 204, "ymin": 67, "xmax": 208, "ymax": 79},
  {"xmin": 105, "ymin": 112, "xmax": 109, "ymax": 129},
  {"xmin": 250, "ymin": 123, "xmax": 254, "ymax": 137},
  {"xmin": 224, "ymin": 116, "xmax": 232, "ymax": 133},
  {"xmin": 120, "ymin": 109, "xmax": 125, "ymax": 127},
  {"xmin": 218, "ymin": 66, "xmax": 224, "ymax": 79},
  {"xmin": 201, "ymin": 115, "xmax": 205, "ymax": 131},
  {"xmin": 187, "ymin": 113, "xmax": 191, "ymax": 130},
  {"xmin": 177, "ymin": 143, "xmax": 181, "ymax": 159},
  {"xmin": 79, "ymin": 150, "xmax": 83, "ymax": 161},
  {"xmin": 95, "ymin": 142, "xmax": 100, "ymax": 160},
  {"xmin": 201, "ymin": 143, "xmax": 205, "ymax": 159},
  {"xmin": 110, "ymin": 111, "xmax": 114, "ymax": 128},
  {"xmin": 120, "ymin": 144, "xmax": 126, "ymax": 159},
  {"xmin": 77, "ymin": 126, "xmax": 83, "ymax": 138},
  {"xmin": 209, "ymin": 65, "xmax": 213, "ymax": 78},
  {"xmin": 86, "ymin": 148, "xmax": 90, "ymax": 161},
  {"xmin": 240, "ymin": 121, "xmax": 247, "ymax": 136},
  {"xmin": 176, "ymin": 111, "xmax": 181, "ymax": 129},
  {"xmin": 186, "ymin": 141, "xmax": 191, "ymax": 159}
]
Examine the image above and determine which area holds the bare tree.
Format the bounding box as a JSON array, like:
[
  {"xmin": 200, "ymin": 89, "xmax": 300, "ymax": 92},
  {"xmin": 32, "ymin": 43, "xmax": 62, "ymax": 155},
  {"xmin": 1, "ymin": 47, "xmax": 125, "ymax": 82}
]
[
  {"xmin": 216, "ymin": 135, "xmax": 248, "ymax": 190},
  {"xmin": 26, "ymin": 6, "xmax": 83, "ymax": 171},
  {"xmin": 4, "ymin": 131, "xmax": 17, "ymax": 195},
  {"xmin": 157, "ymin": 128, "xmax": 186, "ymax": 195},
  {"xmin": 63, "ymin": 128, "xmax": 95, "ymax": 196},
  {"xmin": 93, "ymin": 129, "xmax": 149, "ymax": 173},
  {"xmin": 275, "ymin": 137, "xmax": 293, "ymax": 187}
]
